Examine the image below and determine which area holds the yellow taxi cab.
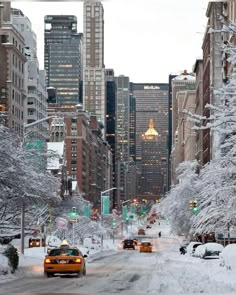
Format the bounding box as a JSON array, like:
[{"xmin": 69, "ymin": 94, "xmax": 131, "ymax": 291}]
[
  {"xmin": 44, "ymin": 240, "xmax": 87, "ymax": 278},
  {"xmin": 139, "ymin": 241, "xmax": 152, "ymax": 253}
]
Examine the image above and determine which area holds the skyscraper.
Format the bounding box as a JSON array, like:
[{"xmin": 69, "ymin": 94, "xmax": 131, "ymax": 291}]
[
  {"xmin": 130, "ymin": 83, "xmax": 169, "ymax": 197},
  {"xmin": 12, "ymin": 8, "xmax": 48, "ymax": 141},
  {"xmin": 44, "ymin": 15, "xmax": 82, "ymax": 105},
  {"xmin": 105, "ymin": 69, "xmax": 116, "ymax": 204},
  {"xmin": 115, "ymin": 75, "xmax": 130, "ymax": 204},
  {"xmin": 83, "ymin": 1, "xmax": 106, "ymax": 131}
]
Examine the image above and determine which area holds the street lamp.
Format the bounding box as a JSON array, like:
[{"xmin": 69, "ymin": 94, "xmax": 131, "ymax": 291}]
[
  {"xmin": 100, "ymin": 187, "xmax": 122, "ymax": 248},
  {"xmin": 20, "ymin": 115, "xmax": 57, "ymax": 255}
]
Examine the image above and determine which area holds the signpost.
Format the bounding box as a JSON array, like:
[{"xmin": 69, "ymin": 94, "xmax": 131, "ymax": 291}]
[{"xmin": 68, "ymin": 207, "xmax": 79, "ymax": 246}]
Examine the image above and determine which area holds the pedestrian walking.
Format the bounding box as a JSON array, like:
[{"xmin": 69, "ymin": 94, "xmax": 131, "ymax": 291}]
[{"xmin": 158, "ymin": 231, "xmax": 161, "ymax": 238}]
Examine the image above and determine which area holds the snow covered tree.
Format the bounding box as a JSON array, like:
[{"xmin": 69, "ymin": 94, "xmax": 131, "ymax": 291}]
[
  {"xmin": 0, "ymin": 124, "xmax": 61, "ymax": 230},
  {"xmin": 159, "ymin": 161, "xmax": 199, "ymax": 236},
  {"xmin": 188, "ymin": 19, "xmax": 236, "ymax": 236}
]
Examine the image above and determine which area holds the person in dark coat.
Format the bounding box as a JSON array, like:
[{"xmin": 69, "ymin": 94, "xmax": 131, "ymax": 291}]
[
  {"xmin": 179, "ymin": 246, "xmax": 186, "ymax": 255},
  {"xmin": 158, "ymin": 231, "xmax": 161, "ymax": 237}
]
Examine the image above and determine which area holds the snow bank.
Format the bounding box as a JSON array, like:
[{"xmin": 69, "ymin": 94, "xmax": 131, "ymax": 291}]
[{"xmin": 220, "ymin": 244, "xmax": 236, "ymax": 270}]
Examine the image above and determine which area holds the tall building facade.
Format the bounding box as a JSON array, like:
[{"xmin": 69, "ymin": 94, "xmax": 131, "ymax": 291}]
[
  {"xmin": 167, "ymin": 74, "xmax": 177, "ymax": 191},
  {"xmin": 44, "ymin": 15, "xmax": 82, "ymax": 105},
  {"xmin": 170, "ymin": 72, "xmax": 195, "ymax": 184},
  {"xmin": 82, "ymin": 1, "xmax": 106, "ymax": 130},
  {"xmin": 140, "ymin": 119, "xmax": 164, "ymax": 200},
  {"xmin": 12, "ymin": 8, "xmax": 48, "ymax": 140},
  {"xmin": 0, "ymin": 2, "xmax": 27, "ymax": 136},
  {"xmin": 48, "ymin": 105, "xmax": 113, "ymax": 208},
  {"xmin": 130, "ymin": 83, "xmax": 169, "ymax": 196},
  {"xmin": 193, "ymin": 59, "xmax": 204, "ymax": 167},
  {"xmin": 129, "ymin": 93, "xmax": 136, "ymax": 161},
  {"xmin": 105, "ymin": 69, "xmax": 116, "ymax": 205},
  {"xmin": 115, "ymin": 75, "xmax": 130, "ymax": 204}
]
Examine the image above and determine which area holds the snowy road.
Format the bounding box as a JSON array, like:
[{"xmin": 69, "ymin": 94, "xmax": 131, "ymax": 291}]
[{"xmin": 1, "ymin": 236, "xmax": 236, "ymax": 294}]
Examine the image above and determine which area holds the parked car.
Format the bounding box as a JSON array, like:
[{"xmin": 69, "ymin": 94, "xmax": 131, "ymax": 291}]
[
  {"xmin": 220, "ymin": 244, "xmax": 236, "ymax": 270},
  {"xmin": 186, "ymin": 242, "xmax": 202, "ymax": 256},
  {"xmin": 194, "ymin": 243, "xmax": 223, "ymax": 259}
]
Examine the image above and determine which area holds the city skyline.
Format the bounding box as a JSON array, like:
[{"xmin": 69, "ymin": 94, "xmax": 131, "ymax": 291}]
[{"xmin": 12, "ymin": 0, "xmax": 209, "ymax": 83}]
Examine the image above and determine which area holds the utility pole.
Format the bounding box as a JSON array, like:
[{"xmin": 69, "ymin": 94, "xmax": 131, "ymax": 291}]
[
  {"xmin": 20, "ymin": 203, "xmax": 25, "ymax": 254},
  {"xmin": 100, "ymin": 187, "xmax": 121, "ymax": 249}
]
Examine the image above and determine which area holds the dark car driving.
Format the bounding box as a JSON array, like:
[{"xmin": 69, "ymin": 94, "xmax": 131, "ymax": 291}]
[{"xmin": 123, "ymin": 239, "xmax": 135, "ymax": 250}]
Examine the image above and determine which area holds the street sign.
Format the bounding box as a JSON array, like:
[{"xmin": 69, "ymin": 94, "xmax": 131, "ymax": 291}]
[
  {"xmin": 122, "ymin": 205, "xmax": 128, "ymax": 221},
  {"xmin": 102, "ymin": 195, "xmax": 110, "ymax": 215},
  {"xmin": 84, "ymin": 204, "xmax": 90, "ymax": 217}
]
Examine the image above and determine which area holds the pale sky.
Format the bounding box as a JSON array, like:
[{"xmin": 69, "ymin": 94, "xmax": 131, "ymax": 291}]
[{"xmin": 12, "ymin": 0, "xmax": 209, "ymax": 83}]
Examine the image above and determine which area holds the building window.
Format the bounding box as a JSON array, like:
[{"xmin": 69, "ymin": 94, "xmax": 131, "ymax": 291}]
[
  {"xmin": 71, "ymin": 139, "xmax": 77, "ymax": 144},
  {"xmin": 71, "ymin": 167, "xmax": 77, "ymax": 171},
  {"xmin": 71, "ymin": 146, "xmax": 77, "ymax": 151},
  {"xmin": 71, "ymin": 160, "xmax": 77, "ymax": 165},
  {"xmin": 71, "ymin": 153, "xmax": 77, "ymax": 158}
]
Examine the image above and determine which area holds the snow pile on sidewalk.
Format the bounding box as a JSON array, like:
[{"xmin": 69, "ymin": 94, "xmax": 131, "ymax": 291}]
[{"xmin": 0, "ymin": 246, "xmax": 14, "ymax": 282}]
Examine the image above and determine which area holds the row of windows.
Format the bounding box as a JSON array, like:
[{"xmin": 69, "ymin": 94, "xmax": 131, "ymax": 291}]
[
  {"xmin": 12, "ymin": 89, "xmax": 23, "ymax": 106},
  {"xmin": 12, "ymin": 37, "xmax": 23, "ymax": 54},
  {"xmin": 12, "ymin": 54, "xmax": 24, "ymax": 74},
  {"xmin": 12, "ymin": 71, "xmax": 24, "ymax": 89},
  {"xmin": 12, "ymin": 105, "xmax": 23, "ymax": 120}
]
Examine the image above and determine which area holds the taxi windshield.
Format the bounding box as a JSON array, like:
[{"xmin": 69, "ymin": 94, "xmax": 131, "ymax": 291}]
[{"xmin": 49, "ymin": 249, "xmax": 79, "ymax": 256}]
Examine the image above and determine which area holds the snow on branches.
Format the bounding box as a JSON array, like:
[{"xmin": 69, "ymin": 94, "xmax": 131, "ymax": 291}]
[
  {"xmin": 0, "ymin": 124, "xmax": 61, "ymax": 225},
  {"xmin": 162, "ymin": 18, "xmax": 236, "ymax": 236},
  {"xmin": 159, "ymin": 161, "xmax": 199, "ymax": 236}
]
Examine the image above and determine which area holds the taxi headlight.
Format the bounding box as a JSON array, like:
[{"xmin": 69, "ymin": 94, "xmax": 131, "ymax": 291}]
[{"xmin": 45, "ymin": 258, "xmax": 51, "ymax": 264}]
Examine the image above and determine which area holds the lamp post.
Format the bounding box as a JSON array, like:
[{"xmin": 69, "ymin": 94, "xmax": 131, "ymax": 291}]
[
  {"xmin": 100, "ymin": 187, "xmax": 121, "ymax": 248},
  {"xmin": 20, "ymin": 115, "xmax": 56, "ymax": 255}
]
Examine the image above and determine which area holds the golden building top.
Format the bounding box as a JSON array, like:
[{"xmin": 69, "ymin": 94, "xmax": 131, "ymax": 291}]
[{"xmin": 142, "ymin": 118, "xmax": 159, "ymax": 139}]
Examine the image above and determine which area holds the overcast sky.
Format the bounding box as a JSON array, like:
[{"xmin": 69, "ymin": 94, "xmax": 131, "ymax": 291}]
[{"xmin": 12, "ymin": 0, "xmax": 209, "ymax": 83}]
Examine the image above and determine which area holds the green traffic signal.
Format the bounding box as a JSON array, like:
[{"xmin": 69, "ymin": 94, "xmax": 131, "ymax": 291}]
[
  {"xmin": 193, "ymin": 207, "xmax": 199, "ymax": 213},
  {"xmin": 112, "ymin": 221, "xmax": 116, "ymax": 227}
]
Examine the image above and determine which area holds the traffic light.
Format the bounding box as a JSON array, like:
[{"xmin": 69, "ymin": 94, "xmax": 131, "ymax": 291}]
[
  {"xmin": 193, "ymin": 201, "xmax": 199, "ymax": 213},
  {"xmin": 71, "ymin": 207, "xmax": 77, "ymax": 217},
  {"xmin": 125, "ymin": 216, "xmax": 129, "ymax": 221},
  {"xmin": 189, "ymin": 200, "xmax": 194, "ymax": 209},
  {"xmin": 112, "ymin": 220, "xmax": 116, "ymax": 228}
]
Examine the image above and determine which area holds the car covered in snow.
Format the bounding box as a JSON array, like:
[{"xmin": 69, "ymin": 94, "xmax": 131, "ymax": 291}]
[
  {"xmin": 194, "ymin": 243, "xmax": 223, "ymax": 259},
  {"xmin": 219, "ymin": 244, "xmax": 236, "ymax": 270},
  {"xmin": 186, "ymin": 241, "xmax": 202, "ymax": 256}
]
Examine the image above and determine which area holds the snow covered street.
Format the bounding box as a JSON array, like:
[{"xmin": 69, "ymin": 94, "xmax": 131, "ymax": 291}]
[{"xmin": 1, "ymin": 223, "xmax": 236, "ymax": 294}]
